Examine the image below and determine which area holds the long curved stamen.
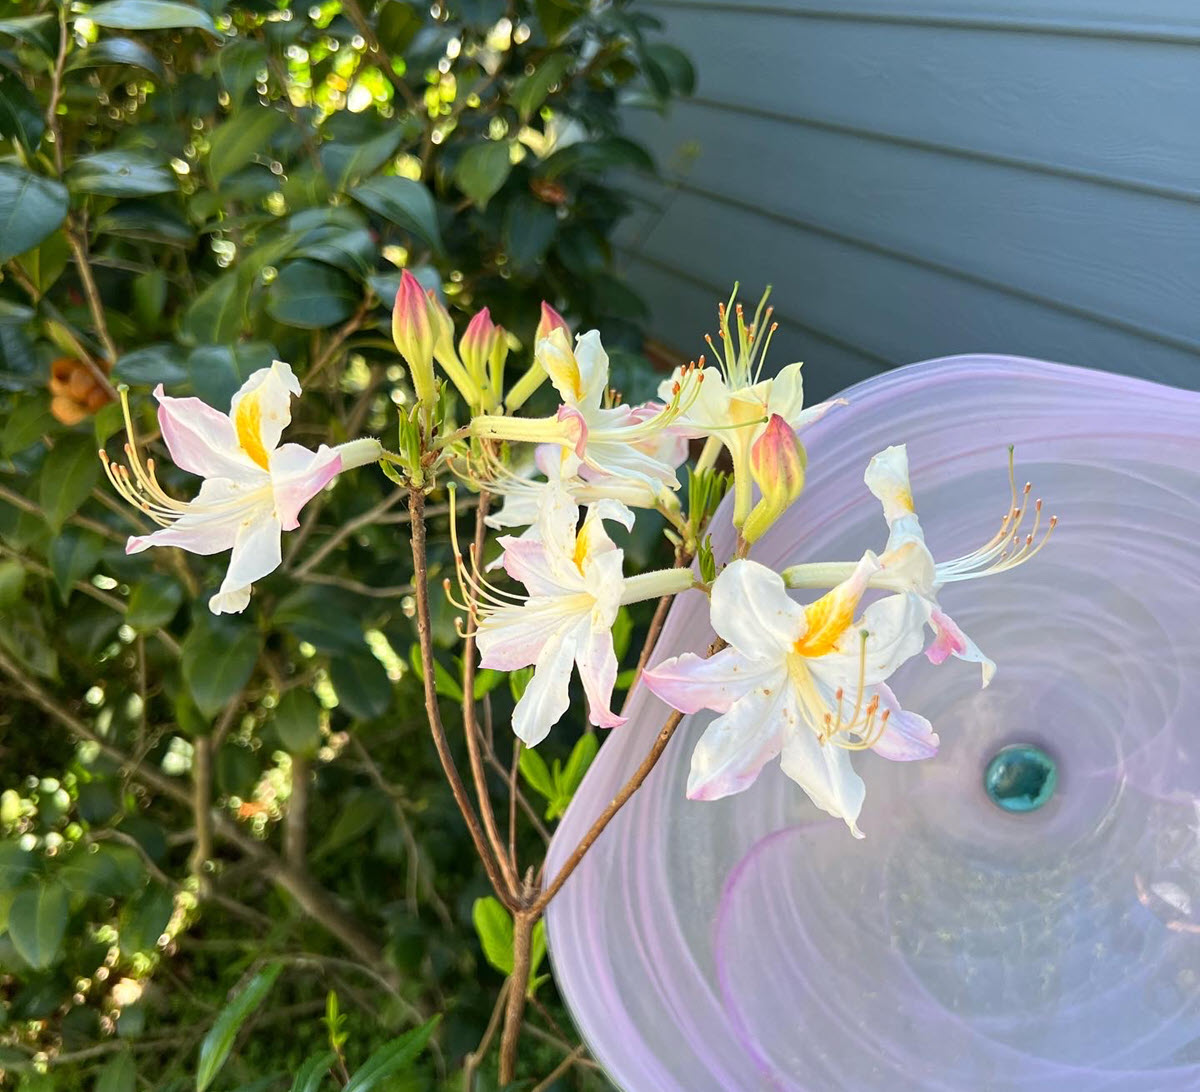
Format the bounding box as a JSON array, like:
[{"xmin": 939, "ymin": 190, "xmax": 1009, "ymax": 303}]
[
  {"xmin": 937, "ymin": 455, "xmax": 1057, "ymax": 582},
  {"xmin": 447, "ymin": 487, "xmax": 528, "ymax": 618}
]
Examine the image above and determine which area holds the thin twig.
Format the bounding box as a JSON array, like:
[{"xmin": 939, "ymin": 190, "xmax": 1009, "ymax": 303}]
[
  {"xmin": 531, "ymin": 708, "xmax": 689, "ymax": 916},
  {"xmin": 409, "ymin": 487, "xmax": 515, "ymax": 906},
  {"xmin": 290, "ymin": 488, "xmax": 406, "ymax": 577},
  {"xmin": 461, "ymin": 490, "xmax": 519, "ymax": 897},
  {"xmin": 0, "ymin": 481, "xmax": 125, "ymax": 544},
  {"xmin": 530, "ymin": 1045, "xmax": 589, "ymax": 1092},
  {"xmin": 302, "ymin": 298, "xmax": 373, "ymax": 389},
  {"xmin": 462, "ymin": 979, "xmax": 509, "ymax": 1091},
  {"xmin": 299, "ymin": 571, "xmax": 414, "ymax": 598},
  {"xmin": 507, "ymin": 740, "xmax": 520, "ymax": 874}
]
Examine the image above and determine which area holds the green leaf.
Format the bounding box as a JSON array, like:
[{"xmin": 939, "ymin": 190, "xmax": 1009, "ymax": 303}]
[
  {"xmin": 502, "ymin": 195, "xmax": 557, "ymax": 272},
  {"xmin": 195, "ymin": 964, "xmax": 284, "ymax": 1092},
  {"xmin": 181, "ymin": 617, "xmax": 261, "ymax": 719},
  {"xmin": 518, "ymin": 747, "xmax": 555, "ymax": 802},
  {"xmin": 49, "ymin": 527, "xmax": 104, "ymax": 598},
  {"xmin": 8, "ymin": 882, "xmax": 68, "ymax": 970},
  {"xmin": 69, "ymin": 152, "xmax": 176, "ymax": 198},
  {"xmin": 182, "ymin": 272, "xmax": 244, "ymax": 345},
  {"xmin": 512, "ymin": 54, "xmax": 571, "ymax": 122},
  {"xmin": 87, "ymin": 0, "xmax": 218, "ymax": 33},
  {"xmin": 528, "ymin": 919, "xmax": 547, "ymax": 997},
  {"xmin": 642, "ymin": 43, "xmax": 695, "ymax": 96},
  {"xmin": 376, "ymin": 1, "xmax": 421, "ymax": 55},
  {"xmin": 217, "ymin": 39, "xmax": 269, "ymax": 103},
  {"xmin": 0, "ymin": 842, "xmax": 35, "ymax": 890},
  {"xmin": 349, "ymin": 176, "xmax": 442, "ymax": 254},
  {"xmin": 119, "ymin": 883, "xmax": 173, "ymax": 956},
  {"xmin": 453, "ymin": 141, "xmax": 512, "ymax": 209},
  {"xmin": 560, "ymin": 731, "xmax": 599, "ymax": 795},
  {"xmin": 265, "ymin": 260, "xmax": 358, "ymax": 329},
  {"xmin": 472, "ymin": 895, "xmax": 513, "ymax": 975},
  {"xmin": 188, "ymin": 342, "xmax": 277, "ymax": 406},
  {"xmin": 95, "ymin": 1048, "xmax": 138, "ymax": 1092},
  {"xmin": 59, "ymin": 844, "xmax": 144, "ymax": 897},
  {"xmin": 208, "ymin": 108, "xmax": 287, "ymax": 186},
  {"xmin": 312, "ymin": 791, "xmax": 388, "ymax": 860},
  {"xmin": 0, "ymin": 70, "xmax": 45, "ymax": 154},
  {"xmin": 0, "ymin": 165, "xmax": 68, "ymax": 264},
  {"xmin": 0, "ymin": 14, "xmax": 56, "ymax": 54},
  {"xmin": 126, "ymin": 574, "xmax": 184, "ymax": 630},
  {"xmin": 0, "ymin": 560, "xmax": 26, "ymax": 609},
  {"xmin": 406, "ymin": 643, "xmax": 463, "ymax": 703},
  {"xmin": 65, "ymin": 38, "xmax": 165, "ymax": 79},
  {"xmin": 320, "ymin": 129, "xmax": 404, "ymax": 191},
  {"xmin": 38, "ymin": 435, "xmax": 101, "ymax": 533},
  {"xmin": 342, "ymin": 1018, "xmax": 439, "ymax": 1092},
  {"xmin": 272, "ymin": 588, "xmax": 367, "ymax": 655},
  {"xmin": 272, "ymin": 689, "xmax": 322, "ymax": 755},
  {"xmin": 288, "ymin": 1052, "xmax": 335, "ymax": 1092},
  {"xmin": 329, "ymin": 650, "xmax": 392, "ymax": 720},
  {"xmin": 113, "ymin": 344, "xmax": 189, "ymax": 387}
]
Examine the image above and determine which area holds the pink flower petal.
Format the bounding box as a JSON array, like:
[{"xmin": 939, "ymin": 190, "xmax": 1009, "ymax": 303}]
[
  {"xmin": 643, "ymin": 649, "xmax": 775, "ymax": 715},
  {"xmin": 269, "ymin": 443, "xmax": 342, "ymax": 531}
]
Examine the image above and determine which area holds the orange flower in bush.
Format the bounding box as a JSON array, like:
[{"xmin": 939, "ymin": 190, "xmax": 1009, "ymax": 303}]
[{"xmin": 49, "ymin": 357, "xmax": 112, "ymax": 425}]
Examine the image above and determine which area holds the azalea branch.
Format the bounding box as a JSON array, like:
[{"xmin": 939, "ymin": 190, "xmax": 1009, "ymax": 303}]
[
  {"xmin": 408, "ymin": 486, "xmax": 517, "ymax": 907},
  {"xmin": 531, "ymin": 706, "xmax": 687, "ymax": 916},
  {"xmin": 461, "ymin": 490, "xmax": 520, "ymax": 898}
]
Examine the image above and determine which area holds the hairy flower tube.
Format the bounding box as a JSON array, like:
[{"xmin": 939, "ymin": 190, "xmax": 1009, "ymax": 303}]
[
  {"xmin": 644, "ymin": 557, "xmax": 938, "ymax": 836},
  {"xmin": 101, "ymin": 361, "xmax": 381, "ymax": 614},
  {"xmin": 468, "ymin": 485, "xmax": 694, "ymax": 746},
  {"xmin": 472, "ymin": 328, "xmax": 700, "ymax": 494}
]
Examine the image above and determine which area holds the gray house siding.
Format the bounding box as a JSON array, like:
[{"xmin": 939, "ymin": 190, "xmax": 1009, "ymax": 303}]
[{"xmin": 616, "ymin": 0, "xmax": 1200, "ymax": 401}]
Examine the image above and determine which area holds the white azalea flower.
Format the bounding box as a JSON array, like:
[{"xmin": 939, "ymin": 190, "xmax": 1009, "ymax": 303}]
[
  {"xmin": 473, "ymin": 485, "xmax": 693, "ymax": 746},
  {"xmin": 471, "ymin": 328, "xmax": 698, "ymax": 492},
  {"xmin": 659, "ymin": 289, "xmax": 843, "ymax": 528},
  {"xmin": 102, "ymin": 361, "xmax": 381, "ymax": 614},
  {"xmin": 485, "ymin": 401, "xmax": 690, "ymax": 531},
  {"xmin": 644, "ymin": 558, "xmax": 937, "ymax": 836},
  {"xmin": 783, "ymin": 445, "xmax": 1057, "ymax": 686}
]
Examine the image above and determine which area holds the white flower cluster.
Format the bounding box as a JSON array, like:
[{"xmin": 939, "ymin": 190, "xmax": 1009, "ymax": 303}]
[{"xmin": 106, "ymin": 282, "xmax": 1054, "ymax": 835}]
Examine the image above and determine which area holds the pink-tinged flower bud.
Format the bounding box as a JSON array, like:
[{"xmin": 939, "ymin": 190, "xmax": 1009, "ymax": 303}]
[
  {"xmin": 742, "ymin": 413, "xmax": 807, "ymax": 543},
  {"xmin": 391, "ymin": 270, "xmax": 436, "ymax": 406},
  {"xmin": 535, "ymin": 301, "xmax": 568, "ymax": 344},
  {"xmin": 460, "ymin": 307, "xmax": 500, "ymax": 376}
]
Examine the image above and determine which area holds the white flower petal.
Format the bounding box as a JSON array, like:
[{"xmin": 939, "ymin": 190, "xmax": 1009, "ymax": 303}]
[
  {"xmin": 643, "ymin": 648, "xmax": 777, "ymax": 714},
  {"xmin": 574, "ymin": 619, "xmax": 625, "ymax": 729},
  {"xmin": 477, "ymin": 598, "xmax": 574, "ymax": 670},
  {"xmin": 220, "ymin": 512, "xmax": 283, "ymax": 594},
  {"xmin": 869, "ymin": 682, "xmax": 939, "ymax": 761},
  {"xmin": 512, "ymin": 626, "xmax": 576, "ymax": 746},
  {"xmin": 572, "ymin": 330, "xmax": 610, "ymax": 411},
  {"xmin": 865, "ymin": 444, "xmax": 917, "ymax": 526},
  {"xmin": 817, "ymin": 592, "xmax": 926, "ymax": 686},
  {"xmin": 778, "ymin": 716, "xmax": 867, "ymax": 837},
  {"xmin": 686, "ymin": 683, "xmax": 789, "ymax": 801},
  {"xmin": 926, "ymin": 604, "xmax": 996, "ymax": 686},
  {"xmin": 125, "ymin": 478, "xmax": 263, "ymax": 557},
  {"xmin": 269, "ymin": 443, "xmax": 342, "ymax": 530},
  {"xmin": 154, "ymin": 388, "xmax": 259, "ymax": 482},
  {"xmin": 229, "ymin": 361, "xmax": 300, "ymax": 467},
  {"xmin": 710, "ymin": 559, "xmax": 806, "ymax": 660}
]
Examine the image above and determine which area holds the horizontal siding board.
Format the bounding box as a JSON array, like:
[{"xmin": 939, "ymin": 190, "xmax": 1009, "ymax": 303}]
[
  {"xmin": 617, "ymin": 189, "xmax": 1200, "ymax": 393},
  {"xmin": 642, "ymin": 8, "xmax": 1200, "ymax": 193},
  {"xmin": 620, "ymin": 103, "xmax": 1200, "ymax": 345},
  {"xmin": 646, "ymin": 1, "xmax": 1200, "ymax": 38}
]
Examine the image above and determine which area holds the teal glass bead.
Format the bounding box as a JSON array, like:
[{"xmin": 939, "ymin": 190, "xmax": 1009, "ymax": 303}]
[{"xmin": 984, "ymin": 744, "xmax": 1058, "ymax": 813}]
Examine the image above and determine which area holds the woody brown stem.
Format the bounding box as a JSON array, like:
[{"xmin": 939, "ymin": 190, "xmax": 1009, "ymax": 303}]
[
  {"xmin": 498, "ymin": 910, "xmax": 535, "ymax": 1084},
  {"xmin": 409, "ymin": 487, "xmax": 515, "ymax": 905}
]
